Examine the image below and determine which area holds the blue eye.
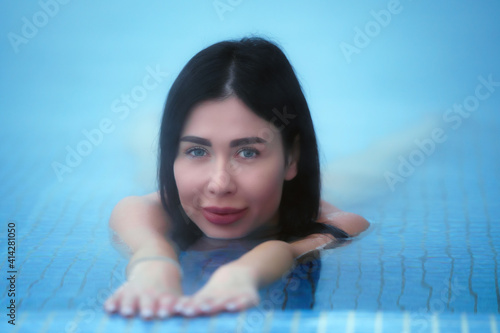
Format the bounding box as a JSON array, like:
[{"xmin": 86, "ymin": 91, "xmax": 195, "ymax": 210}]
[
  {"xmin": 238, "ymin": 148, "xmax": 259, "ymax": 159},
  {"xmin": 186, "ymin": 147, "xmax": 207, "ymax": 158}
]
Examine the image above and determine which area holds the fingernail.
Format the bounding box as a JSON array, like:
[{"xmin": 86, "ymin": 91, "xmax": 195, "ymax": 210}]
[
  {"xmin": 141, "ymin": 308, "xmax": 153, "ymax": 318},
  {"xmin": 157, "ymin": 308, "xmax": 170, "ymax": 318},
  {"xmin": 173, "ymin": 303, "xmax": 183, "ymax": 312},
  {"xmin": 225, "ymin": 303, "xmax": 237, "ymax": 311},
  {"xmin": 182, "ymin": 307, "xmax": 195, "ymax": 316},
  {"xmin": 104, "ymin": 302, "xmax": 115, "ymax": 312},
  {"xmin": 200, "ymin": 303, "xmax": 212, "ymax": 312},
  {"xmin": 121, "ymin": 306, "xmax": 134, "ymax": 316}
]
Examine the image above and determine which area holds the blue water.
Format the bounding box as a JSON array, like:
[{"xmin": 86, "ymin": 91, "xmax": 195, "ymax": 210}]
[{"xmin": 1, "ymin": 1, "xmax": 500, "ymax": 332}]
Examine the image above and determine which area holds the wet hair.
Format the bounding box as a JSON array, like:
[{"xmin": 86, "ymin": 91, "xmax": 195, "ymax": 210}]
[{"xmin": 158, "ymin": 37, "xmax": 348, "ymax": 250}]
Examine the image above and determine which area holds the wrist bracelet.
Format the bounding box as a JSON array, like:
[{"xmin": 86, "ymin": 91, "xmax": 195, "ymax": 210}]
[{"xmin": 126, "ymin": 256, "xmax": 183, "ymax": 278}]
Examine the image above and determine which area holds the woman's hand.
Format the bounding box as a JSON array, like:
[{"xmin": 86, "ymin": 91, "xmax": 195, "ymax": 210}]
[
  {"xmin": 173, "ymin": 240, "xmax": 296, "ymax": 317},
  {"xmin": 104, "ymin": 260, "xmax": 183, "ymax": 319},
  {"xmin": 173, "ymin": 264, "xmax": 260, "ymax": 317},
  {"xmin": 105, "ymin": 193, "xmax": 184, "ymax": 318}
]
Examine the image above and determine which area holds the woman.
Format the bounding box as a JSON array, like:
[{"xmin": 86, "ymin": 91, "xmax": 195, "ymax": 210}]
[{"xmin": 104, "ymin": 37, "xmax": 369, "ymax": 319}]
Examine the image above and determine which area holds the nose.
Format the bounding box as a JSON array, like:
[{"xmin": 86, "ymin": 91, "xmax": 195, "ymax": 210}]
[{"xmin": 206, "ymin": 160, "xmax": 236, "ymax": 196}]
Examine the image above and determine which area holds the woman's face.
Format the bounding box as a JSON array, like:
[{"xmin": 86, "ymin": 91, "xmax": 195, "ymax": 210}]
[{"xmin": 173, "ymin": 97, "xmax": 298, "ymax": 239}]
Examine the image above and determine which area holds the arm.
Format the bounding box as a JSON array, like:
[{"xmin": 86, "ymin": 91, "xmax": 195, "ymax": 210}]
[
  {"xmin": 109, "ymin": 192, "xmax": 177, "ymax": 266},
  {"xmin": 176, "ymin": 240, "xmax": 295, "ymax": 316},
  {"xmin": 231, "ymin": 201, "xmax": 370, "ymax": 285},
  {"xmin": 288, "ymin": 200, "xmax": 370, "ymax": 257},
  {"xmin": 316, "ymin": 200, "xmax": 370, "ymax": 237},
  {"xmin": 177, "ymin": 201, "xmax": 369, "ymax": 316},
  {"xmin": 105, "ymin": 192, "xmax": 183, "ymax": 319}
]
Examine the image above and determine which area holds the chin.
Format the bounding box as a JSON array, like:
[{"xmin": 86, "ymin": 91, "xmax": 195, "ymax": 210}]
[{"xmin": 203, "ymin": 228, "xmax": 250, "ymax": 240}]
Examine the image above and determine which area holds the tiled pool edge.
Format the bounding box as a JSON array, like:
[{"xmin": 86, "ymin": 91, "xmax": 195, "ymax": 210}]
[{"xmin": 8, "ymin": 310, "xmax": 499, "ymax": 333}]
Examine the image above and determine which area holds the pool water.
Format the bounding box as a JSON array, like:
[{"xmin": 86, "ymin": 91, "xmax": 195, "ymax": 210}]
[
  {"xmin": 2, "ymin": 0, "xmax": 500, "ymax": 331},
  {"xmin": 1, "ymin": 108, "xmax": 499, "ymax": 333}
]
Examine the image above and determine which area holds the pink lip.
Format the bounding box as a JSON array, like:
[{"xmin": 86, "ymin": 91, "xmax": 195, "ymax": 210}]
[{"xmin": 202, "ymin": 207, "xmax": 247, "ymax": 225}]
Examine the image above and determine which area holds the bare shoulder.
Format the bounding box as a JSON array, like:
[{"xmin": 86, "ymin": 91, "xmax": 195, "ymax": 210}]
[
  {"xmin": 110, "ymin": 192, "xmax": 170, "ymax": 233},
  {"xmin": 317, "ymin": 200, "xmax": 370, "ymax": 237},
  {"xmin": 112, "ymin": 192, "xmax": 161, "ymax": 216},
  {"xmin": 143, "ymin": 191, "xmax": 162, "ymax": 204}
]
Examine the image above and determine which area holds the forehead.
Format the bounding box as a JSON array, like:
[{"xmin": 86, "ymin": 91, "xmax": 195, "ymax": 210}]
[{"xmin": 181, "ymin": 97, "xmax": 277, "ymax": 140}]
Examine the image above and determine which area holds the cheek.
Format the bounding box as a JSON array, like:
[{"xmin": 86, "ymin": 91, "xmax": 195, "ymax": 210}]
[{"xmin": 241, "ymin": 162, "xmax": 285, "ymax": 208}]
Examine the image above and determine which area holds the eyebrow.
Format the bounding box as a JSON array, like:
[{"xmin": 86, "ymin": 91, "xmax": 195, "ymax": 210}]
[{"xmin": 179, "ymin": 136, "xmax": 267, "ymax": 147}]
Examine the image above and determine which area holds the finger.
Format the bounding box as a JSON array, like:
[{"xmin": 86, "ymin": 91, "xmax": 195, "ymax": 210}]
[
  {"xmin": 104, "ymin": 296, "xmax": 118, "ymax": 313},
  {"xmin": 227, "ymin": 294, "xmax": 259, "ymax": 312},
  {"xmin": 119, "ymin": 291, "xmax": 138, "ymax": 317},
  {"xmin": 173, "ymin": 297, "xmax": 197, "ymax": 317},
  {"xmin": 181, "ymin": 296, "xmax": 215, "ymax": 317},
  {"xmin": 188, "ymin": 296, "xmax": 228, "ymax": 315},
  {"xmin": 156, "ymin": 295, "xmax": 176, "ymax": 319},
  {"xmin": 216, "ymin": 293, "xmax": 259, "ymax": 313},
  {"xmin": 104, "ymin": 286, "xmax": 126, "ymax": 313},
  {"xmin": 138, "ymin": 295, "xmax": 155, "ymax": 319},
  {"xmin": 196, "ymin": 297, "xmax": 215, "ymax": 314}
]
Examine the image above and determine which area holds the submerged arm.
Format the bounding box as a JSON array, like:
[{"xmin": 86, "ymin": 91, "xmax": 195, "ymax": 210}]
[
  {"xmin": 179, "ymin": 202, "xmax": 369, "ymax": 316},
  {"xmin": 233, "ymin": 201, "xmax": 370, "ymax": 283},
  {"xmin": 105, "ymin": 192, "xmax": 183, "ymax": 318},
  {"xmin": 292, "ymin": 200, "xmax": 370, "ymax": 256},
  {"xmin": 316, "ymin": 200, "xmax": 370, "ymax": 237}
]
